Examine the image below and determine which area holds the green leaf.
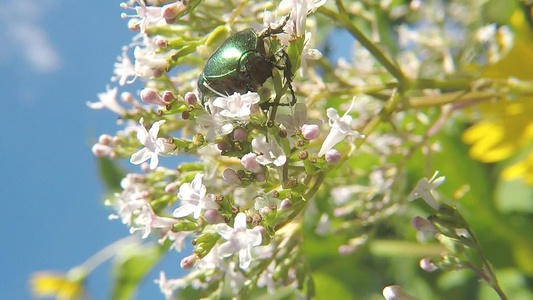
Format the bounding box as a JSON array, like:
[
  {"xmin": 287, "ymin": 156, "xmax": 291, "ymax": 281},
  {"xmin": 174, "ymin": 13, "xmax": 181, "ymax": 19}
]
[
  {"xmin": 111, "ymin": 241, "xmax": 169, "ymax": 300},
  {"xmin": 97, "ymin": 157, "xmax": 126, "ymax": 192},
  {"xmin": 287, "ymin": 35, "xmax": 305, "ymax": 74},
  {"xmin": 313, "ymin": 272, "xmax": 355, "ymax": 300}
]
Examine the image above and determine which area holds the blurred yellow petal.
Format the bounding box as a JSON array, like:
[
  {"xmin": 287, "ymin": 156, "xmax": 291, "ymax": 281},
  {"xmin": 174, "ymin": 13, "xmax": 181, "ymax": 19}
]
[
  {"xmin": 501, "ymin": 160, "xmax": 527, "ymax": 180},
  {"xmin": 502, "ymin": 152, "xmax": 533, "ymax": 185},
  {"xmin": 483, "ymin": 10, "xmax": 533, "ymax": 80},
  {"xmin": 463, "ymin": 121, "xmax": 516, "ymax": 162},
  {"xmin": 463, "ymin": 96, "xmax": 533, "ymax": 164},
  {"xmin": 30, "ymin": 271, "xmax": 84, "ymax": 300},
  {"xmin": 524, "ymin": 122, "xmax": 533, "ymax": 140}
]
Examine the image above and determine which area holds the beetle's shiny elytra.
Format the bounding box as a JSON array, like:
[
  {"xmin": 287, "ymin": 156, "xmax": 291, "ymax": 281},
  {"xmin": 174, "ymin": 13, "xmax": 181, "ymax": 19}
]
[{"xmin": 198, "ymin": 22, "xmax": 295, "ymax": 107}]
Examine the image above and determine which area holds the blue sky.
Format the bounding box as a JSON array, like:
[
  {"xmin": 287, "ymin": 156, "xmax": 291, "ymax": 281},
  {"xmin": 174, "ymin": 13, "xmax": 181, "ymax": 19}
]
[{"xmin": 0, "ymin": 1, "xmax": 184, "ymax": 299}]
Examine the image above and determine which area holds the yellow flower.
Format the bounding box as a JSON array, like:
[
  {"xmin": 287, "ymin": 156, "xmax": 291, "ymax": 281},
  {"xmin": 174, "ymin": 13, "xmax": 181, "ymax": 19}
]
[
  {"xmin": 30, "ymin": 269, "xmax": 85, "ymax": 300},
  {"xmin": 462, "ymin": 8, "xmax": 533, "ymax": 185},
  {"xmin": 462, "ymin": 97, "xmax": 533, "ymax": 163}
]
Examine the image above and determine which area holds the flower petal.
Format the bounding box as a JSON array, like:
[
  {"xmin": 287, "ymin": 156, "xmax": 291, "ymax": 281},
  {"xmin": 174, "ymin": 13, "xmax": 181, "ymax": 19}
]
[
  {"xmin": 215, "ymin": 224, "xmax": 234, "ymax": 240},
  {"xmin": 218, "ymin": 241, "xmax": 239, "ymax": 258},
  {"xmin": 233, "ymin": 213, "xmax": 248, "ymax": 231},
  {"xmin": 238, "ymin": 247, "xmax": 252, "ymax": 269},
  {"xmin": 173, "ymin": 204, "xmax": 196, "ymax": 218},
  {"xmin": 130, "ymin": 147, "xmax": 151, "ymax": 165}
]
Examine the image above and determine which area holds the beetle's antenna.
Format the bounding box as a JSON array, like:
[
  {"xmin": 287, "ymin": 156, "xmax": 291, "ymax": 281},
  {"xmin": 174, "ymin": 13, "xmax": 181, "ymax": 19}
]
[
  {"xmin": 260, "ymin": 14, "xmax": 291, "ymax": 39},
  {"xmin": 202, "ymin": 81, "xmax": 227, "ymax": 98}
]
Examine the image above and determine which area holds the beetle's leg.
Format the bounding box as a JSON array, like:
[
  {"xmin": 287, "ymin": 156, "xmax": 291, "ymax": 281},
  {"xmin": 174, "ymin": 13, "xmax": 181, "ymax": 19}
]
[
  {"xmin": 260, "ymin": 14, "xmax": 291, "ymax": 39},
  {"xmin": 274, "ymin": 49, "xmax": 297, "ymax": 106}
]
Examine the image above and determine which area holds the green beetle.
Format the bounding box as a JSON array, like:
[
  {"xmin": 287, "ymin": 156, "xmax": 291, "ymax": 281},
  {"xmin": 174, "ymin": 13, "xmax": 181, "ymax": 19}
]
[{"xmin": 198, "ymin": 21, "xmax": 295, "ymax": 108}]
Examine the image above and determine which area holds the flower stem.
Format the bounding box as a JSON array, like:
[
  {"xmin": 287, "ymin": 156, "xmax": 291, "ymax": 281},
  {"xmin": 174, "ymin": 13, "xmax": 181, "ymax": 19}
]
[
  {"xmin": 356, "ymin": 88, "xmax": 401, "ymax": 147},
  {"xmin": 79, "ymin": 235, "xmax": 139, "ymax": 274},
  {"xmin": 319, "ymin": 1, "xmax": 406, "ymax": 86}
]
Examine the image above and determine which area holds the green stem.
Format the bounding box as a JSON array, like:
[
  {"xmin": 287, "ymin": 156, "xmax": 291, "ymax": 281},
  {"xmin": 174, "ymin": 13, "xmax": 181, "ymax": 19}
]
[
  {"xmin": 407, "ymin": 91, "xmax": 505, "ymax": 108},
  {"xmin": 319, "ymin": 2, "xmax": 406, "ymax": 86},
  {"xmin": 466, "ymin": 228, "xmax": 508, "ymax": 300},
  {"xmin": 356, "ymin": 89, "xmax": 402, "ymax": 147},
  {"xmin": 274, "ymin": 172, "xmax": 325, "ymax": 231},
  {"xmin": 79, "ymin": 236, "xmax": 139, "ymax": 274}
]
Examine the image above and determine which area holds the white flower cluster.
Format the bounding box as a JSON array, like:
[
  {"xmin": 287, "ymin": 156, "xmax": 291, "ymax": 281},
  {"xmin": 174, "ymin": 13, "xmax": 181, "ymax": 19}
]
[{"xmin": 84, "ymin": 0, "xmax": 517, "ymax": 298}]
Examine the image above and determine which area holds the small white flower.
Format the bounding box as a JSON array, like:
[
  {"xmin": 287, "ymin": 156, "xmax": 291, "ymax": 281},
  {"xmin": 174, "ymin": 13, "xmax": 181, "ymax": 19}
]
[
  {"xmin": 156, "ymin": 271, "xmax": 186, "ymax": 300},
  {"xmin": 111, "ymin": 46, "xmax": 137, "ymax": 86},
  {"xmin": 299, "ymin": 32, "xmax": 323, "ymax": 76},
  {"xmin": 131, "ymin": 205, "xmax": 178, "ymax": 239},
  {"xmin": 197, "ymin": 244, "xmax": 228, "ymax": 270},
  {"xmin": 276, "ymin": 103, "xmax": 309, "ymax": 137},
  {"xmin": 133, "ymin": 45, "xmax": 169, "ymax": 78},
  {"xmin": 173, "ymin": 173, "xmax": 219, "ymax": 219},
  {"xmin": 160, "ymin": 230, "xmax": 191, "ymax": 253},
  {"xmin": 252, "ymin": 135, "xmax": 287, "ymax": 167},
  {"xmin": 212, "ymin": 92, "xmax": 260, "ymax": 118},
  {"xmin": 86, "ymin": 85, "xmax": 127, "ymax": 116},
  {"xmin": 280, "ymin": 0, "xmax": 327, "ymax": 37},
  {"xmin": 121, "ymin": 0, "xmax": 165, "ymax": 34},
  {"xmin": 215, "ymin": 213, "xmax": 262, "ymax": 269},
  {"xmin": 130, "ymin": 118, "xmax": 175, "ymax": 170},
  {"xmin": 106, "ymin": 173, "xmax": 149, "ymax": 226},
  {"xmin": 408, "ymin": 171, "xmax": 445, "ymax": 211},
  {"xmin": 195, "ymin": 113, "xmax": 234, "ymax": 142},
  {"xmin": 318, "ymin": 100, "xmax": 364, "ymax": 156},
  {"xmin": 257, "ymin": 261, "xmax": 277, "ymax": 294}
]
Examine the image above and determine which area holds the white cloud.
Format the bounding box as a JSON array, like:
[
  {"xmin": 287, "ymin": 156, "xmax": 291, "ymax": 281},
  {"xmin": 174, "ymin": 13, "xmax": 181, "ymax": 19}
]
[{"xmin": 0, "ymin": 0, "xmax": 62, "ymax": 73}]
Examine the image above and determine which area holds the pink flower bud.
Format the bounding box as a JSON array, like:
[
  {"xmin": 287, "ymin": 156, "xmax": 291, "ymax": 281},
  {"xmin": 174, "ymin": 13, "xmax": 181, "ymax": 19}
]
[
  {"xmin": 411, "ymin": 216, "xmax": 432, "ymax": 231},
  {"xmin": 233, "ymin": 128, "xmax": 247, "ymax": 142},
  {"xmin": 241, "ymin": 153, "xmax": 262, "ymax": 173},
  {"xmin": 98, "ymin": 134, "xmax": 113, "ymax": 145},
  {"xmin": 92, "ymin": 143, "xmax": 113, "ymax": 157},
  {"xmin": 162, "ymin": 91, "xmax": 174, "ymax": 102},
  {"xmin": 112, "ymin": 136, "xmax": 121, "ymax": 145},
  {"xmin": 217, "ymin": 141, "xmax": 230, "ymax": 151},
  {"xmin": 165, "ymin": 182, "xmax": 179, "ymax": 194},
  {"xmin": 419, "ymin": 258, "xmax": 438, "ymax": 272},
  {"xmin": 141, "ymin": 162, "xmax": 150, "ymax": 172},
  {"xmin": 180, "ymin": 254, "xmax": 197, "ymax": 269},
  {"xmin": 162, "ymin": 2, "xmax": 187, "ymax": 20},
  {"xmin": 325, "ymin": 149, "xmax": 341, "ymax": 163},
  {"xmin": 152, "ymin": 68, "xmax": 165, "ymax": 78},
  {"xmin": 121, "ymin": 92, "xmax": 134, "ymax": 104},
  {"xmin": 256, "ymin": 173, "xmax": 266, "ymax": 182},
  {"xmin": 140, "ymin": 88, "xmax": 167, "ymax": 106},
  {"xmin": 280, "ymin": 198, "xmax": 292, "ymax": 210},
  {"xmin": 260, "ymin": 207, "xmax": 270, "ymax": 215},
  {"xmin": 383, "ymin": 285, "xmax": 418, "ymax": 300},
  {"xmin": 222, "ymin": 168, "xmax": 241, "ymax": 185},
  {"xmin": 184, "ymin": 92, "xmax": 197, "ymax": 105},
  {"xmin": 301, "ymin": 124, "xmax": 319, "ymax": 140},
  {"xmin": 154, "ymin": 38, "xmax": 168, "ymax": 48},
  {"xmin": 338, "ymin": 244, "xmax": 356, "ymax": 256},
  {"xmin": 204, "ymin": 209, "xmax": 225, "ymax": 224}
]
